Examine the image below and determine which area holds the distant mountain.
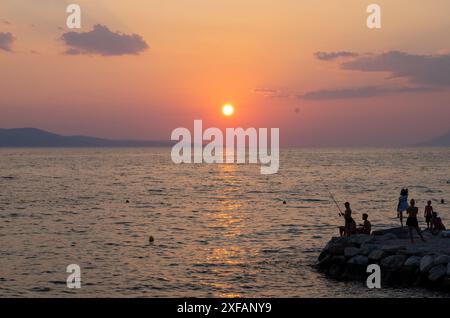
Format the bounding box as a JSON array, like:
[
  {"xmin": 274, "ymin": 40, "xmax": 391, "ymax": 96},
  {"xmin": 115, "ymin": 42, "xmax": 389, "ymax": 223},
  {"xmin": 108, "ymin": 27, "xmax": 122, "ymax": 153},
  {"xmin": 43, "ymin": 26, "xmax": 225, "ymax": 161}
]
[
  {"xmin": 0, "ymin": 128, "xmax": 173, "ymax": 147},
  {"xmin": 415, "ymin": 130, "xmax": 450, "ymax": 147}
]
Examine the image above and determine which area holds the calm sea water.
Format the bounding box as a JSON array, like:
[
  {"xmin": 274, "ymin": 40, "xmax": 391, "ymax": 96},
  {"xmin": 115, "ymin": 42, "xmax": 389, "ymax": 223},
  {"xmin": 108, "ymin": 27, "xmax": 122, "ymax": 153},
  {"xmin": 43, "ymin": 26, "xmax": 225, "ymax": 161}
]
[{"xmin": 1, "ymin": 147, "xmax": 449, "ymax": 298}]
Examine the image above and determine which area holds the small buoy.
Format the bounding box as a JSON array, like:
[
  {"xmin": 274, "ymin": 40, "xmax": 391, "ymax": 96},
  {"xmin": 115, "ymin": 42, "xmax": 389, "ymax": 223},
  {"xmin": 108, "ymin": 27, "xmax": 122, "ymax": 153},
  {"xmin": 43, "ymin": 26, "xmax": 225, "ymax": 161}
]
[
  {"xmin": 126, "ymin": 200, "xmax": 130, "ymax": 203},
  {"xmin": 283, "ymin": 201, "xmax": 287, "ymax": 205},
  {"xmin": 149, "ymin": 236, "xmax": 154, "ymax": 243}
]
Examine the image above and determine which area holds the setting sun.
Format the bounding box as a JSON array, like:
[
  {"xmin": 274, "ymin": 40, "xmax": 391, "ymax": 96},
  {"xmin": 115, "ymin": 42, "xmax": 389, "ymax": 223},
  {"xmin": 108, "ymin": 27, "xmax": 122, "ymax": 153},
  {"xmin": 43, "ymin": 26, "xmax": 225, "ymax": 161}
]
[{"xmin": 222, "ymin": 104, "xmax": 234, "ymax": 116}]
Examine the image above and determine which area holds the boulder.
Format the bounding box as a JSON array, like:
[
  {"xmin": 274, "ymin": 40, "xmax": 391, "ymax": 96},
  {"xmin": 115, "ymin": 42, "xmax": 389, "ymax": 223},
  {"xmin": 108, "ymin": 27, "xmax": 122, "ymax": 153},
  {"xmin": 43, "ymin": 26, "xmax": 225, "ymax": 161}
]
[
  {"xmin": 442, "ymin": 277, "xmax": 450, "ymax": 288},
  {"xmin": 381, "ymin": 255, "xmax": 407, "ymax": 270},
  {"xmin": 420, "ymin": 255, "xmax": 435, "ymax": 273},
  {"xmin": 381, "ymin": 246, "xmax": 405, "ymax": 254},
  {"xmin": 328, "ymin": 263, "xmax": 344, "ymax": 278},
  {"xmin": 359, "ymin": 244, "xmax": 378, "ymax": 256},
  {"xmin": 348, "ymin": 255, "xmax": 369, "ymax": 266},
  {"xmin": 322, "ymin": 238, "xmax": 354, "ymax": 256},
  {"xmin": 428, "ymin": 265, "xmax": 447, "ymax": 282},
  {"xmin": 404, "ymin": 256, "xmax": 422, "ymax": 268},
  {"xmin": 433, "ymin": 255, "xmax": 450, "ymax": 266},
  {"xmin": 331, "ymin": 255, "xmax": 347, "ymax": 264},
  {"xmin": 372, "ymin": 227, "xmax": 407, "ymax": 238},
  {"xmin": 401, "ymin": 246, "xmax": 427, "ymax": 257},
  {"xmin": 318, "ymin": 254, "xmax": 333, "ymax": 268},
  {"xmin": 348, "ymin": 235, "xmax": 373, "ymax": 246},
  {"xmin": 378, "ymin": 233, "xmax": 398, "ymax": 241},
  {"xmin": 368, "ymin": 249, "xmax": 386, "ymax": 262},
  {"xmin": 344, "ymin": 247, "xmax": 360, "ymax": 258}
]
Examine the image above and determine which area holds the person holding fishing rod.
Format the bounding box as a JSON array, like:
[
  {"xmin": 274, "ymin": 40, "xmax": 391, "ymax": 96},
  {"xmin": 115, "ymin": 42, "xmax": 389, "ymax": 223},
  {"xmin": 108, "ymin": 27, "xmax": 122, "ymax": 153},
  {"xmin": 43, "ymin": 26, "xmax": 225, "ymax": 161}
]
[
  {"xmin": 338, "ymin": 202, "xmax": 357, "ymax": 237},
  {"xmin": 326, "ymin": 187, "xmax": 357, "ymax": 236}
]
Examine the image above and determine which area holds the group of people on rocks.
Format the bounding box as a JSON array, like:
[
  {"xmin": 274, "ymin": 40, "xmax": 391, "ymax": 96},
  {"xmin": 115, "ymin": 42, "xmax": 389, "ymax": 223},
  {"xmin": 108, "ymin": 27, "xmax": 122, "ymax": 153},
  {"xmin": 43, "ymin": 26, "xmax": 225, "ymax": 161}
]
[
  {"xmin": 338, "ymin": 188, "xmax": 447, "ymax": 244},
  {"xmin": 397, "ymin": 188, "xmax": 446, "ymax": 238},
  {"xmin": 338, "ymin": 202, "xmax": 371, "ymax": 237}
]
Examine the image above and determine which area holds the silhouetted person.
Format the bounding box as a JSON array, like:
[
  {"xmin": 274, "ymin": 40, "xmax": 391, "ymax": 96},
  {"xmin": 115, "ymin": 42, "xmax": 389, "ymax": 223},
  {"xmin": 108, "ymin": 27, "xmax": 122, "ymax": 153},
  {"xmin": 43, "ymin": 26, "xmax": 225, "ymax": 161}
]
[
  {"xmin": 431, "ymin": 212, "xmax": 446, "ymax": 235},
  {"xmin": 397, "ymin": 188, "xmax": 408, "ymax": 228},
  {"xmin": 339, "ymin": 202, "xmax": 356, "ymax": 237},
  {"xmin": 406, "ymin": 199, "xmax": 426, "ymax": 244},
  {"xmin": 357, "ymin": 213, "xmax": 372, "ymax": 235},
  {"xmin": 424, "ymin": 200, "xmax": 434, "ymax": 229}
]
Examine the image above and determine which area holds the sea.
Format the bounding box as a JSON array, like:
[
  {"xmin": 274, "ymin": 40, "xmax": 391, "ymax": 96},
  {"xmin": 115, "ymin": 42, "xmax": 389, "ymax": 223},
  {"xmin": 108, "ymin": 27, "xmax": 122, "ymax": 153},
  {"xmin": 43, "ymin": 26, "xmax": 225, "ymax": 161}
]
[{"xmin": 0, "ymin": 147, "xmax": 449, "ymax": 297}]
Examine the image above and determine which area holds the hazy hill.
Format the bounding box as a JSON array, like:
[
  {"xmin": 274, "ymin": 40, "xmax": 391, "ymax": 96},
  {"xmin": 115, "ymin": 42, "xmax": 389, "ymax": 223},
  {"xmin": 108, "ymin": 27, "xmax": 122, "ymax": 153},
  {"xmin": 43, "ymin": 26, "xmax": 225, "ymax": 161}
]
[
  {"xmin": 416, "ymin": 131, "xmax": 450, "ymax": 147},
  {"xmin": 0, "ymin": 128, "xmax": 172, "ymax": 147}
]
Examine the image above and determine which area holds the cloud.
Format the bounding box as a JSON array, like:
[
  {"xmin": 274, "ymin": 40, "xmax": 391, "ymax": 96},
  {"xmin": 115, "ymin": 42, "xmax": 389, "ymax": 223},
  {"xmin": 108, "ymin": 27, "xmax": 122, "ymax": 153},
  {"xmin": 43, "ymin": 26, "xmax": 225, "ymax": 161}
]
[
  {"xmin": 257, "ymin": 51, "xmax": 450, "ymax": 101},
  {"xmin": 253, "ymin": 88, "xmax": 292, "ymax": 98},
  {"xmin": 254, "ymin": 88, "xmax": 278, "ymax": 94},
  {"xmin": 0, "ymin": 32, "xmax": 14, "ymax": 52},
  {"xmin": 299, "ymin": 86, "xmax": 435, "ymax": 100},
  {"xmin": 341, "ymin": 51, "xmax": 450, "ymax": 86},
  {"xmin": 61, "ymin": 24, "xmax": 149, "ymax": 56},
  {"xmin": 314, "ymin": 51, "xmax": 358, "ymax": 61}
]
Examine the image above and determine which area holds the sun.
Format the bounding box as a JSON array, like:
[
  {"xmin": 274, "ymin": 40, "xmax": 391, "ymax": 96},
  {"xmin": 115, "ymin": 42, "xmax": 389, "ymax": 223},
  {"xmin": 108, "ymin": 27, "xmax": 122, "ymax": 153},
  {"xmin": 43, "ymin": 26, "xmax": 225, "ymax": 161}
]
[{"xmin": 222, "ymin": 104, "xmax": 234, "ymax": 117}]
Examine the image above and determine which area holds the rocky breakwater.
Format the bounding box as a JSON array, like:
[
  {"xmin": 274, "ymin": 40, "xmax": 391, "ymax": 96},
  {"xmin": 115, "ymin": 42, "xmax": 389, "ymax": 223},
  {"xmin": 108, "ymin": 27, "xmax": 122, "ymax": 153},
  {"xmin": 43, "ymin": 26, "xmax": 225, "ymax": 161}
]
[{"xmin": 317, "ymin": 227, "xmax": 450, "ymax": 291}]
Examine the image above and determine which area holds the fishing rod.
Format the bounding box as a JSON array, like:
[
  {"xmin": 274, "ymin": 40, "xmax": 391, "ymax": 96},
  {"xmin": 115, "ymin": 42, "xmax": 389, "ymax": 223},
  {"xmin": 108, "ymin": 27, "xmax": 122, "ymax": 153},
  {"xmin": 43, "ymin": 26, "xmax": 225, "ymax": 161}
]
[{"xmin": 327, "ymin": 188, "xmax": 344, "ymax": 217}]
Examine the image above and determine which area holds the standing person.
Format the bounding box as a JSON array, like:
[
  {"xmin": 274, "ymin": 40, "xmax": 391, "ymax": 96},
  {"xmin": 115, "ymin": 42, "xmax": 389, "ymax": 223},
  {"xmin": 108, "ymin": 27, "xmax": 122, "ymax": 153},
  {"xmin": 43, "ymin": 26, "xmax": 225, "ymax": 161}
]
[
  {"xmin": 339, "ymin": 202, "xmax": 356, "ymax": 237},
  {"xmin": 424, "ymin": 200, "xmax": 434, "ymax": 230},
  {"xmin": 397, "ymin": 188, "xmax": 409, "ymax": 228},
  {"xmin": 406, "ymin": 199, "xmax": 426, "ymax": 244}
]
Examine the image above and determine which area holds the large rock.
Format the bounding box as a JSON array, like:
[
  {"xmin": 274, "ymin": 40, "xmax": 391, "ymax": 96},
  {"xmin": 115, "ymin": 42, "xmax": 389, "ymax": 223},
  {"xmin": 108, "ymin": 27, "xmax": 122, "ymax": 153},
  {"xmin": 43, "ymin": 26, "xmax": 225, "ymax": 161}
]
[
  {"xmin": 420, "ymin": 255, "xmax": 435, "ymax": 273},
  {"xmin": 369, "ymin": 249, "xmax": 386, "ymax": 261},
  {"xmin": 321, "ymin": 238, "xmax": 355, "ymax": 257},
  {"xmin": 348, "ymin": 255, "xmax": 369, "ymax": 266},
  {"xmin": 401, "ymin": 246, "xmax": 428, "ymax": 257},
  {"xmin": 381, "ymin": 246, "xmax": 405, "ymax": 255},
  {"xmin": 359, "ymin": 244, "xmax": 378, "ymax": 256},
  {"xmin": 344, "ymin": 247, "xmax": 360, "ymax": 258},
  {"xmin": 428, "ymin": 265, "xmax": 447, "ymax": 282},
  {"xmin": 377, "ymin": 233, "xmax": 398, "ymax": 241},
  {"xmin": 372, "ymin": 227, "xmax": 408, "ymax": 238},
  {"xmin": 381, "ymin": 255, "xmax": 407, "ymax": 269},
  {"xmin": 404, "ymin": 256, "xmax": 422, "ymax": 268},
  {"xmin": 348, "ymin": 235, "xmax": 373, "ymax": 246},
  {"xmin": 331, "ymin": 255, "xmax": 347, "ymax": 264},
  {"xmin": 318, "ymin": 254, "xmax": 333, "ymax": 268},
  {"xmin": 433, "ymin": 255, "xmax": 450, "ymax": 266},
  {"xmin": 328, "ymin": 263, "xmax": 344, "ymax": 278}
]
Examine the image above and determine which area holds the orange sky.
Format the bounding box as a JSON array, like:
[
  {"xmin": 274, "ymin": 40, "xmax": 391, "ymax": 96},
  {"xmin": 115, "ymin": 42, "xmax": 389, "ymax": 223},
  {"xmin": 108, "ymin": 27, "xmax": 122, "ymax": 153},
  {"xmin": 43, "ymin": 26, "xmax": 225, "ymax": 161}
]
[{"xmin": 1, "ymin": 0, "xmax": 450, "ymax": 146}]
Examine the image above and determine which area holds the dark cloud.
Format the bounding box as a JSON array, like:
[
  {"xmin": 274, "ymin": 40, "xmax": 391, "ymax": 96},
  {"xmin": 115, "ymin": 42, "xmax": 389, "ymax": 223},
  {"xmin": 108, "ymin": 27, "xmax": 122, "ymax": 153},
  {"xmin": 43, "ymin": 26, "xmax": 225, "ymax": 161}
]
[
  {"xmin": 0, "ymin": 32, "xmax": 14, "ymax": 52},
  {"xmin": 299, "ymin": 86, "xmax": 435, "ymax": 100},
  {"xmin": 61, "ymin": 24, "xmax": 149, "ymax": 56},
  {"xmin": 341, "ymin": 51, "xmax": 450, "ymax": 86},
  {"xmin": 314, "ymin": 51, "xmax": 358, "ymax": 61}
]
